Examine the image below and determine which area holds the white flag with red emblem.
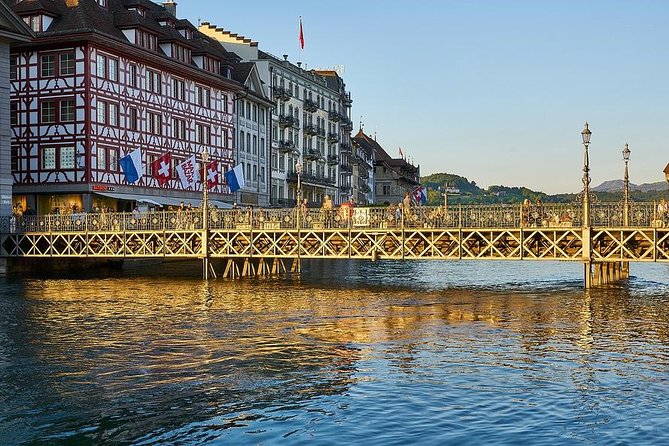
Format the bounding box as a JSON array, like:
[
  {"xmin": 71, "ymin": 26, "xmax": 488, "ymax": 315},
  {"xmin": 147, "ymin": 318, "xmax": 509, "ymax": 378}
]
[
  {"xmin": 176, "ymin": 155, "xmax": 199, "ymax": 189},
  {"xmin": 151, "ymin": 152, "xmax": 172, "ymax": 186},
  {"xmin": 201, "ymin": 160, "xmax": 219, "ymax": 189}
]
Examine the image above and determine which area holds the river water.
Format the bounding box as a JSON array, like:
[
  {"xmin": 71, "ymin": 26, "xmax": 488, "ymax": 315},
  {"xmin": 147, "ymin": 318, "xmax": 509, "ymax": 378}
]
[{"xmin": 1, "ymin": 260, "xmax": 669, "ymax": 445}]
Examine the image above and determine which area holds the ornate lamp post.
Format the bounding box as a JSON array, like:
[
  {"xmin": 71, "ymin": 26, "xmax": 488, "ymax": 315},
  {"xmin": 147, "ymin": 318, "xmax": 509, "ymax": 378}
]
[
  {"xmin": 201, "ymin": 149, "xmax": 210, "ymax": 279},
  {"xmin": 581, "ymin": 122, "xmax": 592, "ymax": 227},
  {"xmin": 622, "ymin": 143, "xmax": 631, "ymax": 226},
  {"xmin": 295, "ymin": 160, "xmax": 303, "ymax": 206}
]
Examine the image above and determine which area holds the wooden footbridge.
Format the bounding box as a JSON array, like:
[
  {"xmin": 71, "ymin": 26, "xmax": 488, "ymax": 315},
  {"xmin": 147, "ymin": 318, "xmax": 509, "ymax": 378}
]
[{"xmin": 2, "ymin": 202, "xmax": 668, "ymax": 287}]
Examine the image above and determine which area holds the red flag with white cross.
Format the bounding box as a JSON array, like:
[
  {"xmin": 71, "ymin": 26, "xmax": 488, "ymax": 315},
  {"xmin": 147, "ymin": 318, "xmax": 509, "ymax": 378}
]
[
  {"xmin": 151, "ymin": 152, "xmax": 171, "ymax": 186},
  {"xmin": 201, "ymin": 160, "xmax": 219, "ymax": 189}
]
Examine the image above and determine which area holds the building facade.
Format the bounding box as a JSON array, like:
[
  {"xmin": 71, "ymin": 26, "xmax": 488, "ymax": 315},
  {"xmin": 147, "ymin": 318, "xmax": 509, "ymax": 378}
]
[
  {"xmin": 8, "ymin": 0, "xmax": 242, "ymax": 214},
  {"xmin": 231, "ymin": 62, "xmax": 272, "ymax": 207},
  {"xmin": 200, "ymin": 22, "xmax": 354, "ymax": 207},
  {"xmin": 352, "ymin": 129, "xmax": 419, "ymax": 206},
  {"xmin": 0, "ymin": 1, "xmax": 32, "ymax": 217}
]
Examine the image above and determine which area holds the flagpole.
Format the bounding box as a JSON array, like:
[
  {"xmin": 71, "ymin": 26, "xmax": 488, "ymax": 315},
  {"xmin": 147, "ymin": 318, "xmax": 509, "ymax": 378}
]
[{"xmin": 298, "ymin": 16, "xmax": 302, "ymax": 65}]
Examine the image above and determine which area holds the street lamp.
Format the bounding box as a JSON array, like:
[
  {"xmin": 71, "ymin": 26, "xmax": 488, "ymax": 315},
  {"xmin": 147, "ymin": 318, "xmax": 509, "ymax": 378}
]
[
  {"xmin": 581, "ymin": 122, "xmax": 592, "ymax": 227},
  {"xmin": 295, "ymin": 160, "xmax": 303, "ymax": 206},
  {"xmin": 622, "ymin": 143, "xmax": 631, "ymax": 226},
  {"xmin": 201, "ymin": 148, "xmax": 210, "ymax": 279}
]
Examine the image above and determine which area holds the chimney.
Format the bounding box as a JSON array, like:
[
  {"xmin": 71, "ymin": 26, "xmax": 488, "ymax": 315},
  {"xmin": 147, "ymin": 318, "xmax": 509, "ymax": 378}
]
[{"xmin": 163, "ymin": 1, "xmax": 177, "ymax": 16}]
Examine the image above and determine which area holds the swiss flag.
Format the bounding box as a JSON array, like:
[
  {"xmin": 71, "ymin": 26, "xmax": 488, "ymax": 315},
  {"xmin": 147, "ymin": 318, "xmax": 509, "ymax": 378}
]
[
  {"xmin": 151, "ymin": 152, "xmax": 172, "ymax": 186},
  {"xmin": 201, "ymin": 160, "xmax": 219, "ymax": 189}
]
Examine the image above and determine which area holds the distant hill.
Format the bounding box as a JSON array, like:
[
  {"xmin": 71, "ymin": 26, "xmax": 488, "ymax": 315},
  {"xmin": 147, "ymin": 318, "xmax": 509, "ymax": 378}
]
[
  {"xmin": 421, "ymin": 173, "xmax": 669, "ymax": 205},
  {"xmin": 592, "ymin": 180, "xmax": 668, "ymax": 193}
]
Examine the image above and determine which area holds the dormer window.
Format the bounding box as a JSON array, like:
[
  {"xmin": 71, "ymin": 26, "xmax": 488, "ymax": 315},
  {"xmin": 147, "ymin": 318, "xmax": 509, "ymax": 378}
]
[
  {"xmin": 129, "ymin": 7, "xmax": 146, "ymax": 17},
  {"xmin": 23, "ymin": 14, "xmax": 53, "ymax": 32},
  {"xmin": 159, "ymin": 19, "xmax": 175, "ymax": 28},
  {"xmin": 136, "ymin": 29, "xmax": 157, "ymax": 51},
  {"xmin": 172, "ymin": 44, "xmax": 191, "ymax": 63},
  {"xmin": 203, "ymin": 57, "xmax": 220, "ymax": 75}
]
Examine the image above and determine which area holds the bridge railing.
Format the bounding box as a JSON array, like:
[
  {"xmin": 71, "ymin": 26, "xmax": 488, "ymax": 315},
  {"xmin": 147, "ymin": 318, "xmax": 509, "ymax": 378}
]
[{"xmin": 1, "ymin": 202, "xmax": 666, "ymax": 234}]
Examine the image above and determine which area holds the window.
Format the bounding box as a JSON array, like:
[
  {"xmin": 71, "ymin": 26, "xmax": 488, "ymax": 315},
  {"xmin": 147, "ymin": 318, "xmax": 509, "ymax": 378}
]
[
  {"xmin": 146, "ymin": 70, "xmax": 161, "ymax": 94},
  {"xmin": 196, "ymin": 124, "xmax": 210, "ymax": 145},
  {"xmin": 40, "ymin": 54, "xmax": 55, "ymax": 77},
  {"xmin": 129, "ymin": 108, "xmax": 139, "ymax": 131},
  {"xmin": 10, "ymin": 56, "xmax": 17, "ymax": 80},
  {"xmin": 97, "ymin": 0, "xmax": 107, "ymax": 7},
  {"xmin": 60, "ymin": 99, "xmax": 75, "ymax": 122},
  {"xmin": 171, "ymin": 78, "xmax": 185, "ymax": 101},
  {"xmin": 137, "ymin": 29, "xmax": 157, "ymax": 51},
  {"xmin": 128, "ymin": 64, "xmax": 137, "ymax": 87},
  {"xmin": 253, "ymin": 135, "xmax": 257, "ymax": 154},
  {"xmin": 260, "ymin": 138, "xmax": 265, "ymax": 158},
  {"xmin": 41, "ymin": 101, "xmax": 56, "ymax": 123},
  {"xmin": 148, "ymin": 112, "xmax": 162, "ymax": 134},
  {"xmin": 221, "ymin": 94, "xmax": 228, "ymax": 113},
  {"xmin": 97, "ymin": 147, "xmax": 106, "ymax": 170},
  {"xmin": 196, "ymin": 86, "xmax": 210, "ymax": 108},
  {"xmin": 96, "ymin": 54, "xmax": 106, "ymax": 77},
  {"xmin": 172, "ymin": 117, "xmax": 186, "ymax": 139},
  {"xmin": 97, "ymin": 101, "xmax": 106, "ymax": 124},
  {"xmin": 60, "ymin": 147, "xmax": 75, "ymax": 169},
  {"xmin": 108, "ymin": 103, "xmax": 118, "ymax": 126},
  {"xmin": 42, "ymin": 147, "xmax": 56, "ymax": 169},
  {"xmin": 10, "ymin": 101, "xmax": 18, "ymax": 126},
  {"xmin": 109, "ymin": 148, "xmax": 118, "ymax": 172},
  {"xmin": 223, "ymin": 131, "xmax": 228, "ymax": 149},
  {"xmin": 60, "ymin": 53, "xmax": 75, "ymax": 76},
  {"xmin": 26, "ymin": 15, "xmax": 42, "ymax": 32},
  {"xmin": 108, "ymin": 58, "xmax": 118, "ymax": 82}
]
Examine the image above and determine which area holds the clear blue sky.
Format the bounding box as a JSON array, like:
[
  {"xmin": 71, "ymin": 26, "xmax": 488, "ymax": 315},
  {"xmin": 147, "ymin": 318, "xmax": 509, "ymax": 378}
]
[{"xmin": 178, "ymin": 0, "xmax": 669, "ymax": 194}]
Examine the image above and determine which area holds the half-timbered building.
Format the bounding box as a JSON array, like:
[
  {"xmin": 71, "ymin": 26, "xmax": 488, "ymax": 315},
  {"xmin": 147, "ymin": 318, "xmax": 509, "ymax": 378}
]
[{"xmin": 8, "ymin": 0, "xmax": 242, "ymax": 214}]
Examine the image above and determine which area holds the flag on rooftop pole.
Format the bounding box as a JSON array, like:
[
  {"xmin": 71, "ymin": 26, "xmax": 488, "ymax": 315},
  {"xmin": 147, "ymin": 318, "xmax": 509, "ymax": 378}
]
[
  {"xmin": 299, "ymin": 16, "xmax": 305, "ymax": 49},
  {"xmin": 399, "ymin": 147, "xmax": 404, "ymax": 158},
  {"xmin": 224, "ymin": 163, "xmax": 245, "ymax": 193},
  {"xmin": 119, "ymin": 148, "xmax": 142, "ymax": 184}
]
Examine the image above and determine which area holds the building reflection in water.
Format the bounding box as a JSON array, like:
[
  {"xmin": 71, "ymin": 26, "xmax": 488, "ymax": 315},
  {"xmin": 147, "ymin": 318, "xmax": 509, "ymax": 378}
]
[{"xmin": 2, "ymin": 261, "xmax": 669, "ymax": 443}]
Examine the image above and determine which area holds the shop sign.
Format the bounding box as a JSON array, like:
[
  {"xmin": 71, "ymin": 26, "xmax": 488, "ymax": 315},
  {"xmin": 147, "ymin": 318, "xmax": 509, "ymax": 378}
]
[{"xmin": 92, "ymin": 185, "xmax": 115, "ymax": 192}]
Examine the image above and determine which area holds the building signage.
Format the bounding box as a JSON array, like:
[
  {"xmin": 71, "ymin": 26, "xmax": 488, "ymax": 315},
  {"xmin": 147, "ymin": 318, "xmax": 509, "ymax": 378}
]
[{"xmin": 92, "ymin": 185, "xmax": 115, "ymax": 192}]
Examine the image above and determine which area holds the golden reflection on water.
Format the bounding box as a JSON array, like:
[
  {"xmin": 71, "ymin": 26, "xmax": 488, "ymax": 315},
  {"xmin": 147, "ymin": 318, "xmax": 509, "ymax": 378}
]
[{"xmin": 21, "ymin": 277, "xmax": 669, "ymax": 359}]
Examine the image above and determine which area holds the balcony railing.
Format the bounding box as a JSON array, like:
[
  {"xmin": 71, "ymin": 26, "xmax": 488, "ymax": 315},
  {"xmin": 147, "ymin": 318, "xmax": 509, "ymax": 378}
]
[
  {"xmin": 279, "ymin": 115, "xmax": 295, "ymax": 127},
  {"xmin": 317, "ymin": 126, "xmax": 326, "ymax": 137},
  {"xmin": 328, "ymin": 110, "xmax": 341, "ymax": 122},
  {"xmin": 304, "ymin": 99, "xmax": 318, "ymax": 112},
  {"xmin": 340, "ymin": 142, "xmax": 351, "ymax": 153},
  {"xmin": 278, "ymin": 139, "xmax": 295, "ymax": 152},
  {"xmin": 273, "ymin": 86, "xmax": 291, "ymax": 101},
  {"xmin": 327, "ymin": 132, "xmax": 339, "ymax": 143},
  {"xmin": 327, "ymin": 154, "xmax": 339, "ymax": 165},
  {"xmin": 304, "ymin": 124, "xmax": 317, "ymax": 136},
  {"xmin": 340, "ymin": 163, "xmax": 352, "ymax": 173},
  {"xmin": 340, "ymin": 117, "xmax": 353, "ymax": 130},
  {"xmin": 303, "ymin": 148, "xmax": 320, "ymax": 160}
]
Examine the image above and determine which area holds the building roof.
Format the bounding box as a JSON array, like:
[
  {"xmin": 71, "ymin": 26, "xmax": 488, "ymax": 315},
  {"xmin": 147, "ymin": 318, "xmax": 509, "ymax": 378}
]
[
  {"xmin": 7, "ymin": 0, "xmax": 240, "ymax": 72},
  {"xmin": 0, "ymin": 0, "xmax": 34, "ymax": 41},
  {"xmin": 353, "ymin": 129, "xmax": 419, "ymax": 185},
  {"xmin": 664, "ymin": 163, "xmax": 669, "ymax": 175}
]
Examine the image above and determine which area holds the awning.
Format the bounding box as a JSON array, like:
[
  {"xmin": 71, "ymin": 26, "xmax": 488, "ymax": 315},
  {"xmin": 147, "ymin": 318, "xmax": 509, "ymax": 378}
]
[
  {"xmin": 93, "ymin": 192, "xmax": 232, "ymax": 209},
  {"xmin": 94, "ymin": 192, "xmax": 163, "ymax": 206}
]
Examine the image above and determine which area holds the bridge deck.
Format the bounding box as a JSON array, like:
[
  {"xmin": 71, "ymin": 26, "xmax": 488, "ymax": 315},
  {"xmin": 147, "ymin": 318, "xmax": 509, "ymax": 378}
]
[{"xmin": 1, "ymin": 204, "xmax": 668, "ymax": 262}]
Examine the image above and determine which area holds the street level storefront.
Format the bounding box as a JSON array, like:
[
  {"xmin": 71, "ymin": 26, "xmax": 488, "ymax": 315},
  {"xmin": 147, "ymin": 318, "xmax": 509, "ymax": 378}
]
[{"xmin": 12, "ymin": 186, "xmax": 232, "ymax": 216}]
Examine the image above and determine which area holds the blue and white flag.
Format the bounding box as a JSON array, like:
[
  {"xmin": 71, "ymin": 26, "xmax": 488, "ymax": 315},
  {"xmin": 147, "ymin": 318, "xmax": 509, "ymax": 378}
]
[
  {"xmin": 412, "ymin": 186, "xmax": 427, "ymax": 205},
  {"xmin": 119, "ymin": 148, "xmax": 142, "ymax": 184},
  {"xmin": 224, "ymin": 163, "xmax": 245, "ymax": 193}
]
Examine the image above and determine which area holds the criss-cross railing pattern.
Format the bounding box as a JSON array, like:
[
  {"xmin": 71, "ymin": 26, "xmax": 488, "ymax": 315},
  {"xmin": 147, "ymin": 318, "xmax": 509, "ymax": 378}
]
[{"xmin": 1, "ymin": 203, "xmax": 668, "ymax": 262}]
